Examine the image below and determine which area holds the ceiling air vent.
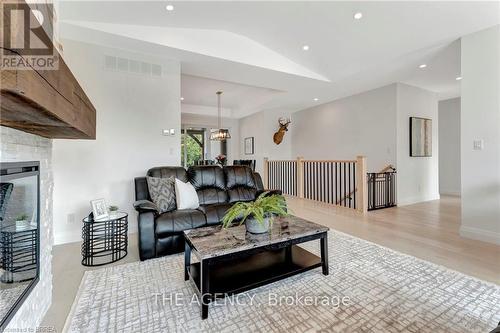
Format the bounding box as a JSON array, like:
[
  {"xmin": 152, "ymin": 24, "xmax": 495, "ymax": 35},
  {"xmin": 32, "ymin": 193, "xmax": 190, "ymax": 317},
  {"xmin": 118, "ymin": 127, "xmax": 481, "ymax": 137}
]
[{"xmin": 104, "ymin": 55, "xmax": 162, "ymax": 77}]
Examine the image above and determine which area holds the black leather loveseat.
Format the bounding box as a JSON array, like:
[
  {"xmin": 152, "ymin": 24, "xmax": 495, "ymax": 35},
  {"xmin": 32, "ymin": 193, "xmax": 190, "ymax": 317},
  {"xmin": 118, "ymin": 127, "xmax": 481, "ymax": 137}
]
[{"xmin": 133, "ymin": 165, "xmax": 278, "ymax": 260}]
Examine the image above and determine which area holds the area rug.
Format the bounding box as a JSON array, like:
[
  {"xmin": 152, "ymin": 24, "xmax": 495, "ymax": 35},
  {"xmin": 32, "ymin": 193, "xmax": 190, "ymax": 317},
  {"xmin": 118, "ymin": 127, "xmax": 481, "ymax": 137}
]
[
  {"xmin": 64, "ymin": 231, "xmax": 500, "ymax": 333},
  {"xmin": 0, "ymin": 283, "xmax": 28, "ymax": 320}
]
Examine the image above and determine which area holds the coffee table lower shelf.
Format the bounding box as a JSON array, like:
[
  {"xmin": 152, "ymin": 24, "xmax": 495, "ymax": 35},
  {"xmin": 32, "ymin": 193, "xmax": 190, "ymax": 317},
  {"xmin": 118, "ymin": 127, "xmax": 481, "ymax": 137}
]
[{"xmin": 186, "ymin": 245, "xmax": 322, "ymax": 308}]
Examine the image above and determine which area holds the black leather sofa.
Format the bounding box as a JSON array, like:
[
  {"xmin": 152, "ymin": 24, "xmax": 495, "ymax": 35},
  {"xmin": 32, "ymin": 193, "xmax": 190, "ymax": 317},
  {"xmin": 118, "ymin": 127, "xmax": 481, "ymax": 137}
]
[{"xmin": 133, "ymin": 165, "xmax": 277, "ymax": 260}]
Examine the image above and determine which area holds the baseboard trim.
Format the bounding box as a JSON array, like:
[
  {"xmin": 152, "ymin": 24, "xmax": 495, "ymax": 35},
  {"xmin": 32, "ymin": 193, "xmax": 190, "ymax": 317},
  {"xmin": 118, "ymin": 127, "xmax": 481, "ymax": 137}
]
[
  {"xmin": 397, "ymin": 195, "xmax": 441, "ymax": 207},
  {"xmin": 54, "ymin": 231, "xmax": 81, "ymax": 245},
  {"xmin": 460, "ymin": 226, "xmax": 500, "ymax": 245}
]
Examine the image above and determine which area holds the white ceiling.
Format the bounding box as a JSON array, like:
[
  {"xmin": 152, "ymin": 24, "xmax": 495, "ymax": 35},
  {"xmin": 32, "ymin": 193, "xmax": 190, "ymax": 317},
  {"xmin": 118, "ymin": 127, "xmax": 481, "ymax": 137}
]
[
  {"xmin": 58, "ymin": 1, "xmax": 500, "ymax": 118},
  {"xmin": 402, "ymin": 40, "xmax": 462, "ymax": 101},
  {"xmin": 181, "ymin": 75, "xmax": 283, "ymax": 118}
]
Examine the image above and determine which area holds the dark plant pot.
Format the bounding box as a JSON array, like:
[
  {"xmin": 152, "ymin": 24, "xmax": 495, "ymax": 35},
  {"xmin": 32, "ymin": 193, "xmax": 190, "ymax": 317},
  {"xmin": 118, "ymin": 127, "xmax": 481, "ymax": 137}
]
[{"xmin": 245, "ymin": 216, "xmax": 270, "ymax": 234}]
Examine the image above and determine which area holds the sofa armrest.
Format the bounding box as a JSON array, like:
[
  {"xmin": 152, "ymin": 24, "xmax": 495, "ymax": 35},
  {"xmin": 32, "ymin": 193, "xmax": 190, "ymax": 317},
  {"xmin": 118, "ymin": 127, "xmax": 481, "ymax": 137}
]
[
  {"xmin": 135, "ymin": 177, "xmax": 150, "ymax": 201},
  {"xmin": 133, "ymin": 200, "xmax": 159, "ymax": 214},
  {"xmin": 252, "ymin": 172, "xmax": 265, "ymax": 191},
  {"xmin": 137, "ymin": 211, "xmax": 156, "ymax": 260},
  {"xmin": 256, "ymin": 189, "xmax": 283, "ymax": 197}
]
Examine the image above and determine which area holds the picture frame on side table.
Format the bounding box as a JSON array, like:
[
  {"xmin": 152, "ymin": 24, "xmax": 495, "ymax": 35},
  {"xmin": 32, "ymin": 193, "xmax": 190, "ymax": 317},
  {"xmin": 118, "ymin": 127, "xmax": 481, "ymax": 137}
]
[
  {"xmin": 244, "ymin": 137, "xmax": 254, "ymax": 155},
  {"xmin": 90, "ymin": 198, "xmax": 108, "ymax": 220}
]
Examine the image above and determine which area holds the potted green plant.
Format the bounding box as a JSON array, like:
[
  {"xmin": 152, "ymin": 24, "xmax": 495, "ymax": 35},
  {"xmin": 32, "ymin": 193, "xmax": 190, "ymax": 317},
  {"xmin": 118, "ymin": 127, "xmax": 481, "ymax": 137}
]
[
  {"xmin": 15, "ymin": 213, "xmax": 29, "ymax": 227},
  {"xmin": 222, "ymin": 192, "xmax": 288, "ymax": 234},
  {"xmin": 108, "ymin": 205, "xmax": 119, "ymax": 217}
]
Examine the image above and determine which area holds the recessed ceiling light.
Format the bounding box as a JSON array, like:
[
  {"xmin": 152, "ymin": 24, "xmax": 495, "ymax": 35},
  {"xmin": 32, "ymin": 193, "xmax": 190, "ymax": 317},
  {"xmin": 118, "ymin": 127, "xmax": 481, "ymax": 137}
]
[
  {"xmin": 455, "ymin": 76, "xmax": 462, "ymax": 81},
  {"xmin": 302, "ymin": 45, "xmax": 310, "ymax": 51},
  {"xmin": 180, "ymin": 97, "xmax": 184, "ymax": 101},
  {"xmin": 419, "ymin": 64, "xmax": 427, "ymax": 69},
  {"xmin": 354, "ymin": 12, "xmax": 363, "ymax": 20},
  {"xmin": 166, "ymin": 4, "xmax": 174, "ymax": 11},
  {"xmin": 313, "ymin": 98, "xmax": 319, "ymax": 101}
]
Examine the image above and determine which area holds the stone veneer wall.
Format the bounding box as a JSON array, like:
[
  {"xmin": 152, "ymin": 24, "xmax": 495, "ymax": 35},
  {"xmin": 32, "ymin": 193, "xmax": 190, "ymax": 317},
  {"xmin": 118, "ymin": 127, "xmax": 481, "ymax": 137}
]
[{"xmin": 0, "ymin": 126, "xmax": 53, "ymax": 330}]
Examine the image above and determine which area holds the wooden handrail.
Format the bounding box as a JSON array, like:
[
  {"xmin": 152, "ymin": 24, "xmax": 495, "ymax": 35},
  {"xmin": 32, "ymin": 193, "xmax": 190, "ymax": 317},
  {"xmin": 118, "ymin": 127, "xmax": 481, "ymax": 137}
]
[
  {"xmin": 268, "ymin": 159, "xmax": 359, "ymax": 163},
  {"xmin": 302, "ymin": 159, "xmax": 357, "ymax": 163}
]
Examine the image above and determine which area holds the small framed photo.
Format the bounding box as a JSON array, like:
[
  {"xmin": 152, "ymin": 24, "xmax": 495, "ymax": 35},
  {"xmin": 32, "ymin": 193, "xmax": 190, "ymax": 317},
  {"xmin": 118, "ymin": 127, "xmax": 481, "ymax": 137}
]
[
  {"xmin": 90, "ymin": 198, "xmax": 108, "ymax": 220},
  {"xmin": 244, "ymin": 137, "xmax": 254, "ymax": 155}
]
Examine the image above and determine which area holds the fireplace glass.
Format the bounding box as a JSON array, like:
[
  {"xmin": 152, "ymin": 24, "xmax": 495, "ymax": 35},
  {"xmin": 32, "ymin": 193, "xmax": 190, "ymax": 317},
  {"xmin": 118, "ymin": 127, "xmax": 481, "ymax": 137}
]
[{"xmin": 0, "ymin": 162, "xmax": 40, "ymax": 330}]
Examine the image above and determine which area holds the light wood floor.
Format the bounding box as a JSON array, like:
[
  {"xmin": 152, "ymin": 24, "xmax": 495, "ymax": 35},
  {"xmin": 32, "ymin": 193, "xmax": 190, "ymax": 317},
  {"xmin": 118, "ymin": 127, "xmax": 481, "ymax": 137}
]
[
  {"xmin": 41, "ymin": 235, "xmax": 141, "ymax": 332},
  {"xmin": 41, "ymin": 196, "xmax": 500, "ymax": 332},
  {"xmin": 287, "ymin": 195, "xmax": 500, "ymax": 284}
]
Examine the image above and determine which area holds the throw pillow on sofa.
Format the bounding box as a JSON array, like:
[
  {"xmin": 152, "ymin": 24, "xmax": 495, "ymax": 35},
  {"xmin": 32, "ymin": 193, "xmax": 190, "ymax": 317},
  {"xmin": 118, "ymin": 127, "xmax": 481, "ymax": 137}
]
[
  {"xmin": 146, "ymin": 176, "xmax": 176, "ymax": 213},
  {"xmin": 175, "ymin": 178, "xmax": 199, "ymax": 210}
]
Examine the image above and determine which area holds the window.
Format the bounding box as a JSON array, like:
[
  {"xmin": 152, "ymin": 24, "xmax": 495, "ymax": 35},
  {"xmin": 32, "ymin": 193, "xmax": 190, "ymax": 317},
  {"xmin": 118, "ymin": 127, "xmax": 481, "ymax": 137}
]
[{"xmin": 181, "ymin": 128, "xmax": 205, "ymax": 167}]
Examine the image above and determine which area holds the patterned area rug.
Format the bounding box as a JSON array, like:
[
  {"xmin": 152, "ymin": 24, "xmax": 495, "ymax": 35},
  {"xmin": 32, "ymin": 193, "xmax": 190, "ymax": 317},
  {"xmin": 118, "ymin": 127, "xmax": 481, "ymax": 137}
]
[
  {"xmin": 0, "ymin": 283, "xmax": 28, "ymax": 320},
  {"xmin": 65, "ymin": 231, "xmax": 500, "ymax": 333}
]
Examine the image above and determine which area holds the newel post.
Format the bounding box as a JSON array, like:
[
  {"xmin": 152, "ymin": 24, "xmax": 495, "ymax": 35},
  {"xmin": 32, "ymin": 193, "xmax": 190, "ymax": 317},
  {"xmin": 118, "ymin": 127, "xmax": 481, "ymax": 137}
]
[
  {"xmin": 356, "ymin": 156, "xmax": 368, "ymax": 213},
  {"xmin": 263, "ymin": 157, "xmax": 269, "ymax": 189},
  {"xmin": 297, "ymin": 156, "xmax": 304, "ymax": 198}
]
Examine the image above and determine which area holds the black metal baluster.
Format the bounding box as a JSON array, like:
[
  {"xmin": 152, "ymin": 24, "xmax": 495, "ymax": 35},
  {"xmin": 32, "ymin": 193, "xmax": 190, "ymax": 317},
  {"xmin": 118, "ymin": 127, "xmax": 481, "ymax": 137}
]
[
  {"xmin": 307, "ymin": 162, "xmax": 310, "ymax": 199},
  {"xmin": 288, "ymin": 161, "xmax": 291, "ymax": 195},
  {"xmin": 327, "ymin": 163, "xmax": 330, "ymax": 204},
  {"xmin": 310, "ymin": 162, "xmax": 314, "ymax": 200},
  {"xmin": 348, "ymin": 163, "xmax": 351, "ymax": 208},
  {"xmin": 303, "ymin": 162, "xmax": 306, "ymax": 198},
  {"xmin": 293, "ymin": 161, "xmax": 296, "ymax": 196},
  {"xmin": 276, "ymin": 162, "xmax": 283, "ymax": 191},
  {"xmin": 342, "ymin": 162, "xmax": 346, "ymax": 207},
  {"xmin": 353, "ymin": 163, "xmax": 356, "ymax": 209},
  {"xmin": 339, "ymin": 163, "xmax": 342, "ymax": 206},
  {"xmin": 283, "ymin": 161, "xmax": 289, "ymax": 194},
  {"xmin": 315, "ymin": 162, "xmax": 319, "ymax": 201},
  {"xmin": 319, "ymin": 162, "xmax": 323, "ymax": 202},
  {"xmin": 335, "ymin": 163, "xmax": 338, "ymax": 205},
  {"xmin": 324, "ymin": 163, "xmax": 328, "ymax": 203}
]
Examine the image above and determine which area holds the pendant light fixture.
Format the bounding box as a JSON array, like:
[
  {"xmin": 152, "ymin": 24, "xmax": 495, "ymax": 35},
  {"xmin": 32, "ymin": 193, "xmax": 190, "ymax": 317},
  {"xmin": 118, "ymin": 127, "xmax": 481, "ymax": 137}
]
[{"xmin": 210, "ymin": 91, "xmax": 231, "ymax": 141}]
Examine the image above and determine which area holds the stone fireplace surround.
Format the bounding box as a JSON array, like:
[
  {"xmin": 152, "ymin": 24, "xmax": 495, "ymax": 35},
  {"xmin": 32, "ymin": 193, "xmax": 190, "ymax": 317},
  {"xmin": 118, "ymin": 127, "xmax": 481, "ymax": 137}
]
[{"xmin": 0, "ymin": 126, "xmax": 53, "ymax": 330}]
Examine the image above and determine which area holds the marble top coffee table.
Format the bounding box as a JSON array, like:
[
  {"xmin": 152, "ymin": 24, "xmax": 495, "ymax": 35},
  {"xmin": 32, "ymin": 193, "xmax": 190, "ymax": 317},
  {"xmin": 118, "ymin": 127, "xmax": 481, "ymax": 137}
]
[{"xmin": 183, "ymin": 215, "xmax": 329, "ymax": 319}]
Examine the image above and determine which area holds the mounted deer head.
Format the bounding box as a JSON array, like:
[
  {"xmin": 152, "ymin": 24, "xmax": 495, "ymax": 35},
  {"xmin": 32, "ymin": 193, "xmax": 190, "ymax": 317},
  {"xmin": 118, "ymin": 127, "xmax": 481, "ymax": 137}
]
[{"xmin": 273, "ymin": 117, "xmax": 291, "ymax": 145}]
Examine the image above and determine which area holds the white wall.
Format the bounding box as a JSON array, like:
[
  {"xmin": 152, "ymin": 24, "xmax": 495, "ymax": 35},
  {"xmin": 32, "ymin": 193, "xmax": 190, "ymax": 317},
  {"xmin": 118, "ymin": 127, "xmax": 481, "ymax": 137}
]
[
  {"xmin": 439, "ymin": 98, "xmax": 461, "ymax": 196},
  {"xmin": 243, "ymin": 83, "xmax": 439, "ymax": 206},
  {"xmin": 181, "ymin": 112, "xmax": 239, "ymax": 162},
  {"xmin": 238, "ymin": 110, "xmax": 293, "ymax": 174},
  {"xmin": 396, "ymin": 83, "xmax": 439, "ymax": 206},
  {"xmin": 460, "ymin": 25, "xmax": 500, "ymax": 245},
  {"xmin": 52, "ymin": 39, "xmax": 181, "ymax": 244},
  {"xmin": 290, "ymin": 84, "xmax": 398, "ymax": 172}
]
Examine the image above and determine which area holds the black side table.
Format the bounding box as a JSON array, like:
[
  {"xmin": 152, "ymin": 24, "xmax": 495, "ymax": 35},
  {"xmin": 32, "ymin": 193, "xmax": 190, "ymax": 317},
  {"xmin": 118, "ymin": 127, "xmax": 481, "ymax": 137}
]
[
  {"xmin": 0, "ymin": 224, "xmax": 38, "ymax": 283},
  {"xmin": 81, "ymin": 212, "xmax": 128, "ymax": 266}
]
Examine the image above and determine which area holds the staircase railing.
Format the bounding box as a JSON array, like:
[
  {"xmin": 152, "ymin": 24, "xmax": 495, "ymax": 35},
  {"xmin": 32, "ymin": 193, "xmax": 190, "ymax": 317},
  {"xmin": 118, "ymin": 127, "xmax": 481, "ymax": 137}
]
[
  {"xmin": 264, "ymin": 156, "xmax": 368, "ymax": 213},
  {"xmin": 266, "ymin": 160, "xmax": 299, "ymax": 197}
]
